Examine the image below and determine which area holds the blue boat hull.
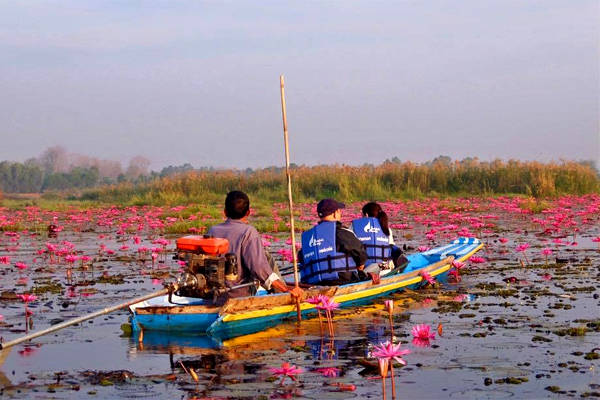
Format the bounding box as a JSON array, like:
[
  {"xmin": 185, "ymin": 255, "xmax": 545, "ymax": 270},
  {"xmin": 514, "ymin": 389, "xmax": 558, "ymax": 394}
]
[{"xmin": 130, "ymin": 237, "xmax": 483, "ymax": 339}]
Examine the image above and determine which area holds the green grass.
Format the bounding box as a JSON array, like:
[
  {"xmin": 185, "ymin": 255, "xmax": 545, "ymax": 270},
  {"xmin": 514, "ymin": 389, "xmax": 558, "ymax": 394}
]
[{"xmin": 2, "ymin": 160, "xmax": 598, "ymax": 208}]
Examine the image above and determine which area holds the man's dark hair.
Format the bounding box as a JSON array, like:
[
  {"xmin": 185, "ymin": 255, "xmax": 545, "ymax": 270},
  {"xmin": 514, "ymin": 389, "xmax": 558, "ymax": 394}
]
[{"xmin": 225, "ymin": 191, "xmax": 250, "ymax": 219}]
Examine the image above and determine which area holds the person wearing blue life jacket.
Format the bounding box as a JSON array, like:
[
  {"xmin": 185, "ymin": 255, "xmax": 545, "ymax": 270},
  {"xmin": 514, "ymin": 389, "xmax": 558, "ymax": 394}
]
[
  {"xmin": 353, "ymin": 202, "xmax": 407, "ymax": 271},
  {"xmin": 297, "ymin": 199, "xmax": 374, "ymax": 285}
]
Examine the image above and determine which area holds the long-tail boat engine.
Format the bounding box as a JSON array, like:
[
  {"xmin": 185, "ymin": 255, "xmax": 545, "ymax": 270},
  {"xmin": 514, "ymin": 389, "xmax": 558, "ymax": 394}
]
[{"xmin": 173, "ymin": 235, "xmax": 238, "ymax": 301}]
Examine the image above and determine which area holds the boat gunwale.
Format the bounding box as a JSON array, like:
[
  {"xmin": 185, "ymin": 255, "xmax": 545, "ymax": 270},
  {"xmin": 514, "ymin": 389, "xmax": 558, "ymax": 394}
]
[{"xmin": 132, "ymin": 255, "xmax": 456, "ymax": 316}]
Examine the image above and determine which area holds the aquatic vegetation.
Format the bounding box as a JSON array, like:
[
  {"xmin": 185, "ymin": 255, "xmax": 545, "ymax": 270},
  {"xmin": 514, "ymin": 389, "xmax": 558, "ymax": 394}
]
[
  {"xmin": 269, "ymin": 362, "xmax": 303, "ymax": 385},
  {"xmin": 373, "ymin": 341, "xmax": 410, "ymax": 400},
  {"xmin": 515, "ymin": 243, "xmax": 531, "ymax": 265},
  {"xmin": 411, "ymin": 324, "xmax": 436, "ymax": 340},
  {"xmin": 316, "ymin": 295, "xmax": 339, "ymax": 337},
  {"xmin": 0, "ymin": 193, "xmax": 598, "ymax": 398},
  {"xmin": 419, "ymin": 270, "xmax": 436, "ymax": 286}
]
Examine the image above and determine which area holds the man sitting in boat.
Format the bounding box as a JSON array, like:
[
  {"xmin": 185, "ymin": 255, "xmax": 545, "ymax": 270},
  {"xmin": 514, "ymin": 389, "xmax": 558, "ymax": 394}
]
[
  {"xmin": 208, "ymin": 191, "xmax": 304, "ymax": 299},
  {"xmin": 298, "ymin": 198, "xmax": 375, "ymax": 285},
  {"xmin": 352, "ymin": 202, "xmax": 408, "ymax": 272}
]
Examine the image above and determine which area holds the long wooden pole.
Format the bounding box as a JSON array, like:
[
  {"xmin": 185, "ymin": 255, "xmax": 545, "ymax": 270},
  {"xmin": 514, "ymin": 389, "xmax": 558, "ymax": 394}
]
[
  {"xmin": 279, "ymin": 75, "xmax": 302, "ymax": 322},
  {"xmin": 0, "ymin": 286, "xmax": 173, "ymax": 350}
]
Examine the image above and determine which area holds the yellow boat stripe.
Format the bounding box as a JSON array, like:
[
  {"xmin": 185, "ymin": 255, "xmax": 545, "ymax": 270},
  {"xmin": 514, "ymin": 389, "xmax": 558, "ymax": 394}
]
[
  {"xmin": 222, "ymin": 263, "xmax": 453, "ymax": 323},
  {"xmin": 456, "ymin": 243, "xmax": 484, "ymax": 262}
]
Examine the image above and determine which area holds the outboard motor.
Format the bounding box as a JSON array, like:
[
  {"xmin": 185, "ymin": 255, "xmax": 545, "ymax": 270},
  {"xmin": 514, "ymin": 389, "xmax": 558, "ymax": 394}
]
[{"xmin": 174, "ymin": 235, "xmax": 238, "ymax": 301}]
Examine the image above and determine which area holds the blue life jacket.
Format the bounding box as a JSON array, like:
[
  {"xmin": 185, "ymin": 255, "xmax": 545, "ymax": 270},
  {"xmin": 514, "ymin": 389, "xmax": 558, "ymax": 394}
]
[
  {"xmin": 300, "ymin": 221, "xmax": 357, "ymax": 284},
  {"xmin": 351, "ymin": 217, "xmax": 391, "ymax": 264}
]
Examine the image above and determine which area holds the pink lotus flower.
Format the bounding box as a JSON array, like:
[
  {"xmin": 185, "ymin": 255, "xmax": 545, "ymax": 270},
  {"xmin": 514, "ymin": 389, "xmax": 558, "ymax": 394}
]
[
  {"xmin": 498, "ymin": 238, "xmax": 509, "ymax": 244},
  {"xmin": 315, "ymin": 367, "xmax": 339, "ymax": 377},
  {"xmin": 453, "ymin": 294, "xmax": 470, "ymax": 302},
  {"xmin": 120, "ymin": 245, "xmax": 129, "ymax": 251},
  {"xmin": 541, "ymin": 248, "xmax": 553, "ymax": 256},
  {"xmin": 65, "ymin": 254, "xmax": 78, "ymax": 263},
  {"xmin": 593, "ymin": 237, "xmax": 600, "ymax": 243},
  {"xmin": 451, "ymin": 260, "xmax": 466, "ymax": 269},
  {"xmin": 270, "ymin": 362, "xmax": 303, "ymax": 384},
  {"xmin": 515, "ymin": 243, "xmax": 530, "ymax": 252},
  {"xmin": 419, "ymin": 270, "xmax": 436, "ymax": 285},
  {"xmin": 469, "ymin": 256, "xmax": 486, "ymax": 263},
  {"xmin": 372, "ymin": 341, "xmax": 411, "ymax": 365},
  {"xmin": 316, "ymin": 297, "xmax": 339, "ymax": 312},
  {"xmin": 384, "ymin": 299, "xmax": 394, "ymax": 314},
  {"xmin": 18, "ymin": 294, "xmax": 37, "ymax": 303},
  {"xmin": 15, "ymin": 262, "xmax": 28, "ymax": 270},
  {"xmin": 417, "ymin": 245, "xmax": 430, "ymax": 252},
  {"xmin": 0, "ymin": 256, "xmax": 10, "ymax": 264},
  {"xmin": 133, "ymin": 236, "xmax": 141, "ymax": 244},
  {"xmin": 542, "ymin": 273, "xmax": 552, "ymax": 281},
  {"xmin": 412, "ymin": 324, "xmax": 436, "ymax": 340},
  {"xmin": 448, "ymin": 269, "xmax": 461, "ymax": 282}
]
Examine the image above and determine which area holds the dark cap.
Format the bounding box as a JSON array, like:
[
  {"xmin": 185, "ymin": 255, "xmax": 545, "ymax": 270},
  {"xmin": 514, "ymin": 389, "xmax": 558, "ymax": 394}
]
[{"xmin": 317, "ymin": 198, "xmax": 345, "ymax": 218}]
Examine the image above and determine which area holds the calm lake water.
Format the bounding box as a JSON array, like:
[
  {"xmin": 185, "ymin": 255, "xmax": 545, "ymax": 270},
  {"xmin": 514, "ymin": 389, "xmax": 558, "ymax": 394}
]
[{"xmin": 1, "ymin": 200, "xmax": 599, "ymax": 399}]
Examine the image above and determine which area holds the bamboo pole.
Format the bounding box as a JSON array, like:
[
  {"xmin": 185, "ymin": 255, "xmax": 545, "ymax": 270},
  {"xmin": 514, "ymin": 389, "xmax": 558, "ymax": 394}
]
[
  {"xmin": 0, "ymin": 287, "xmax": 173, "ymax": 350},
  {"xmin": 279, "ymin": 75, "xmax": 302, "ymax": 322}
]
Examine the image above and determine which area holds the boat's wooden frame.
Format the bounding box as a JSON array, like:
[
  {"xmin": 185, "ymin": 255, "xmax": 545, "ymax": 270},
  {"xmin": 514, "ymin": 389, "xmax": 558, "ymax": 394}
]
[{"xmin": 130, "ymin": 239, "xmax": 483, "ymax": 339}]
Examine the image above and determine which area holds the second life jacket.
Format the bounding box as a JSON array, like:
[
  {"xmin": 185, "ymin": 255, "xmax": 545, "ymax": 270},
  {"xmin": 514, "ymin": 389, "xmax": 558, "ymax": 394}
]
[
  {"xmin": 351, "ymin": 217, "xmax": 391, "ymax": 264},
  {"xmin": 300, "ymin": 221, "xmax": 357, "ymax": 284}
]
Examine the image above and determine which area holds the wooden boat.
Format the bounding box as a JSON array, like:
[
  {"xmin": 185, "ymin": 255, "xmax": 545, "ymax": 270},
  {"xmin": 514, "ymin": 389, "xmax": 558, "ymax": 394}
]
[{"xmin": 129, "ymin": 237, "xmax": 483, "ymax": 339}]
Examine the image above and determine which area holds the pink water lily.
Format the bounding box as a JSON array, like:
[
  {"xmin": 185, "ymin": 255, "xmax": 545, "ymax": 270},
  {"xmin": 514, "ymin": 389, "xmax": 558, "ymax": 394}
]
[
  {"xmin": 516, "ymin": 243, "xmax": 530, "ymax": 252},
  {"xmin": 0, "ymin": 256, "xmax": 10, "ymax": 264},
  {"xmin": 419, "ymin": 270, "xmax": 436, "ymax": 285},
  {"xmin": 411, "ymin": 324, "xmax": 436, "ymax": 340},
  {"xmin": 384, "ymin": 299, "xmax": 394, "ymax": 314},
  {"xmin": 315, "ymin": 367, "xmax": 339, "ymax": 377},
  {"xmin": 448, "ymin": 269, "xmax": 461, "ymax": 282},
  {"xmin": 451, "ymin": 260, "xmax": 466, "ymax": 269},
  {"xmin": 417, "ymin": 245, "xmax": 430, "ymax": 252},
  {"xmin": 372, "ymin": 341, "xmax": 411, "ymax": 365},
  {"xmin": 270, "ymin": 362, "xmax": 303, "ymax": 384},
  {"xmin": 15, "ymin": 262, "xmax": 28, "ymax": 270},
  {"xmin": 18, "ymin": 294, "xmax": 37, "ymax": 303},
  {"xmin": 316, "ymin": 296, "xmax": 339, "ymax": 312},
  {"xmin": 313, "ymin": 295, "xmax": 339, "ymax": 337},
  {"xmin": 469, "ymin": 256, "xmax": 486, "ymax": 264},
  {"xmin": 453, "ymin": 294, "xmax": 470, "ymax": 302}
]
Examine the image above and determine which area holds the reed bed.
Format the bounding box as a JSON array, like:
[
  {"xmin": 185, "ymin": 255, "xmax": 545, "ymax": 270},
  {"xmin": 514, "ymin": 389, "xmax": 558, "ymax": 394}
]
[{"xmin": 78, "ymin": 160, "xmax": 598, "ymax": 206}]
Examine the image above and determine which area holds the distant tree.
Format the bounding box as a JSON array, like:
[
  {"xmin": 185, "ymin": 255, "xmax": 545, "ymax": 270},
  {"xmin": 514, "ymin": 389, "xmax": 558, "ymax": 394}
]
[
  {"xmin": 159, "ymin": 163, "xmax": 194, "ymax": 177},
  {"xmin": 125, "ymin": 156, "xmax": 151, "ymax": 180},
  {"xmin": 38, "ymin": 146, "xmax": 69, "ymax": 174},
  {"xmin": 42, "ymin": 166, "xmax": 99, "ymax": 191},
  {"xmin": 0, "ymin": 161, "xmax": 43, "ymax": 192},
  {"xmin": 431, "ymin": 155, "xmax": 452, "ymax": 166}
]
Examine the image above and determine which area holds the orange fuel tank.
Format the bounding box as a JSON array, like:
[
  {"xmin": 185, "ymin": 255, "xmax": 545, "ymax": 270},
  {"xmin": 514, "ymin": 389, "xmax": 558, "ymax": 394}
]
[{"xmin": 176, "ymin": 236, "xmax": 229, "ymax": 255}]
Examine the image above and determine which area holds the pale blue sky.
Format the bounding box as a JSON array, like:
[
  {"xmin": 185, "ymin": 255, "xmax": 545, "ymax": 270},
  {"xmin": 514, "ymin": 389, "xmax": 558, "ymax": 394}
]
[{"xmin": 0, "ymin": 1, "xmax": 598, "ymax": 169}]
